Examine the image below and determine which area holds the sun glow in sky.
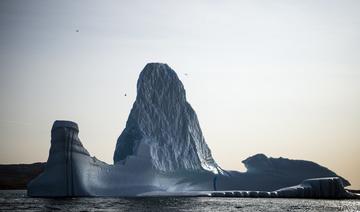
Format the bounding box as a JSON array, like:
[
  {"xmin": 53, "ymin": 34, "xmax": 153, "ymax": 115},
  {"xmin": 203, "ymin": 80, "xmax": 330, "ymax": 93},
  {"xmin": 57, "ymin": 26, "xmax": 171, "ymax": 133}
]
[{"xmin": 0, "ymin": 0, "xmax": 359, "ymax": 188}]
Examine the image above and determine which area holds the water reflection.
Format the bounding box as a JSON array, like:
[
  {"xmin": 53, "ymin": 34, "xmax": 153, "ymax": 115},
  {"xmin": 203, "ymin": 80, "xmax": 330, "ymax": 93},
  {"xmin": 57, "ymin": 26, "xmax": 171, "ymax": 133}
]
[{"xmin": 1, "ymin": 190, "xmax": 359, "ymax": 212}]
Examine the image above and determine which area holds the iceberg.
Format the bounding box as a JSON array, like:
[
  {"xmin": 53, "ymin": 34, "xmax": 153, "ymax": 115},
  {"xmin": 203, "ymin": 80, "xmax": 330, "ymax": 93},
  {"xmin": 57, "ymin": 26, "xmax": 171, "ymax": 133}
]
[{"xmin": 27, "ymin": 63, "xmax": 358, "ymax": 198}]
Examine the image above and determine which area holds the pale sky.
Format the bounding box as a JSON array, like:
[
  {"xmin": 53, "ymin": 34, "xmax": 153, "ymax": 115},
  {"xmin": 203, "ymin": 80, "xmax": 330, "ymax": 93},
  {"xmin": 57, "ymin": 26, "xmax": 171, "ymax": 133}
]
[{"xmin": 0, "ymin": 0, "xmax": 359, "ymax": 188}]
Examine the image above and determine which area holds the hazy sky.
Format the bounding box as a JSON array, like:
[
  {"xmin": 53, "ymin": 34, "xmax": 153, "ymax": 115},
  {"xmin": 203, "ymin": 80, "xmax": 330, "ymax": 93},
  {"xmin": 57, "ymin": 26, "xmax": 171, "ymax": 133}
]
[{"xmin": 0, "ymin": 1, "xmax": 359, "ymax": 188}]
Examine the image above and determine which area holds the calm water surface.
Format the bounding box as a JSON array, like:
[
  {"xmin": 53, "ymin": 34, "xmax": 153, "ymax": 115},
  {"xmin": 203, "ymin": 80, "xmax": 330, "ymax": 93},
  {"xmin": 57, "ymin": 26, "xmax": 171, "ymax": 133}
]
[{"xmin": 0, "ymin": 190, "xmax": 359, "ymax": 211}]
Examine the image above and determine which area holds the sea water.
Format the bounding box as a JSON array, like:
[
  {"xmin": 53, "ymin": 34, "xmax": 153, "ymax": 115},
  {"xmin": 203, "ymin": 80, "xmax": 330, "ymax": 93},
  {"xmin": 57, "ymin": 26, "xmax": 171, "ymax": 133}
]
[{"xmin": 0, "ymin": 190, "xmax": 359, "ymax": 211}]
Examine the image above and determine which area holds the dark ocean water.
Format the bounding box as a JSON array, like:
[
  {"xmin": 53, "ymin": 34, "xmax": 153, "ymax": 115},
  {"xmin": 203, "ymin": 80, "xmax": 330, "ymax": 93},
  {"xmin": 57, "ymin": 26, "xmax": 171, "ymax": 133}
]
[{"xmin": 0, "ymin": 190, "xmax": 359, "ymax": 212}]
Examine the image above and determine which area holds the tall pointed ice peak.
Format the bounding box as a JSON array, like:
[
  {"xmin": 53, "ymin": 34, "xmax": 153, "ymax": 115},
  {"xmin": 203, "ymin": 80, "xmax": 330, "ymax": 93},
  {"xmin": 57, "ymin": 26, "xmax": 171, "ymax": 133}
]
[
  {"xmin": 136, "ymin": 63, "xmax": 186, "ymax": 105},
  {"xmin": 114, "ymin": 63, "xmax": 222, "ymax": 174}
]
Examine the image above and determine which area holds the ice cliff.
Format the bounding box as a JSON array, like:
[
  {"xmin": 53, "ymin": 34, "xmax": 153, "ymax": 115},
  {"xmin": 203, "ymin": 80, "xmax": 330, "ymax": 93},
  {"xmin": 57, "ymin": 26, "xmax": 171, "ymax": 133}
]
[{"xmin": 114, "ymin": 63, "xmax": 222, "ymax": 174}]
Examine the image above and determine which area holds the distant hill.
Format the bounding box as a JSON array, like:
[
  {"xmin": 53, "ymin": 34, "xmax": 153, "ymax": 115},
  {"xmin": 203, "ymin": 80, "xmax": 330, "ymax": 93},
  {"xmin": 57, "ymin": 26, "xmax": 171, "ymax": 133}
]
[{"xmin": 0, "ymin": 163, "xmax": 45, "ymax": 189}]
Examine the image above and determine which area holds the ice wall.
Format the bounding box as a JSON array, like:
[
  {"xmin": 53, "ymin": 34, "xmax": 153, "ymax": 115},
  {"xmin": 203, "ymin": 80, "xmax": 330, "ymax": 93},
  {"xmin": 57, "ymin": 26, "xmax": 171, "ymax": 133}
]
[{"xmin": 28, "ymin": 120, "xmax": 214, "ymax": 197}]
